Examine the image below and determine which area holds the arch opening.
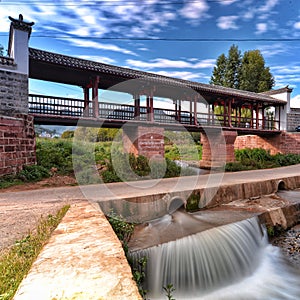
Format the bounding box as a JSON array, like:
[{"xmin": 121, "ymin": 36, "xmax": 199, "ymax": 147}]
[
  {"xmin": 277, "ymin": 180, "xmax": 286, "ymax": 191},
  {"xmin": 168, "ymin": 197, "xmax": 184, "ymax": 214}
]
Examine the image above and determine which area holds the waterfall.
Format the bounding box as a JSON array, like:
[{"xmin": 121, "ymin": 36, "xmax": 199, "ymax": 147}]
[{"xmin": 129, "ymin": 217, "xmax": 300, "ymax": 299}]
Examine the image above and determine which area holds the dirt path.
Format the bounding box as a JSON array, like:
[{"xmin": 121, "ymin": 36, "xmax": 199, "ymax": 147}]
[{"xmin": 0, "ymin": 176, "xmax": 80, "ymax": 251}]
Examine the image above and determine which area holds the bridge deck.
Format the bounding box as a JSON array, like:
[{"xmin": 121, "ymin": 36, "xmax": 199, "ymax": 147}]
[{"xmin": 29, "ymin": 94, "xmax": 281, "ymax": 135}]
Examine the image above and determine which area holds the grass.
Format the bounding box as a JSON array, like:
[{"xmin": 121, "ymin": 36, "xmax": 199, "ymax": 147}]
[{"xmin": 0, "ymin": 205, "xmax": 70, "ymax": 300}]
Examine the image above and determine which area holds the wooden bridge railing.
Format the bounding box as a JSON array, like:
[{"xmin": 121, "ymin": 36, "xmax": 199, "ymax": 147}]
[{"xmin": 28, "ymin": 94, "xmax": 280, "ymax": 130}]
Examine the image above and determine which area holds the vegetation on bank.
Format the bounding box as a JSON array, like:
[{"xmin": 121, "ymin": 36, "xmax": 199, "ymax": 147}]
[
  {"xmin": 225, "ymin": 148, "xmax": 300, "ymax": 172},
  {"xmin": 0, "ymin": 205, "xmax": 69, "ymax": 300},
  {"xmin": 1, "ymin": 135, "xmax": 300, "ymax": 189}
]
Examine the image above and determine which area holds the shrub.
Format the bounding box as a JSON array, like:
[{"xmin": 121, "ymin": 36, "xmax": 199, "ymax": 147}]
[
  {"xmin": 36, "ymin": 139, "xmax": 74, "ymax": 175},
  {"xmin": 164, "ymin": 158, "xmax": 181, "ymax": 178},
  {"xmin": 17, "ymin": 165, "xmax": 50, "ymax": 182},
  {"xmin": 228, "ymin": 148, "xmax": 300, "ymax": 172}
]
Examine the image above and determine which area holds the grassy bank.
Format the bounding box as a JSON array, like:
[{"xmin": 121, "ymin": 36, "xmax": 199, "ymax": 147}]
[
  {"xmin": 0, "ymin": 205, "xmax": 69, "ymax": 300},
  {"xmin": 2, "ymin": 138, "xmax": 300, "ymax": 189},
  {"xmin": 226, "ymin": 148, "xmax": 300, "ymax": 172}
]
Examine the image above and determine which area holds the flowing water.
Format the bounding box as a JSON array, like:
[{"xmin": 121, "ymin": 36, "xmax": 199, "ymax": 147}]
[{"xmin": 129, "ymin": 213, "xmax": 300, "ymax": 299}]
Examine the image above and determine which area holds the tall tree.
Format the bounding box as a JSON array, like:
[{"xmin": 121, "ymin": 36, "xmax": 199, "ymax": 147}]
[
  {"xmin": 210, "ymin": 53, "xmax": 227, "ymax": 86},
  {"xmin": 224, "ymin": 44, "xmax": 241, "ymax": 89},
  {"xmin": 239, "ymin": 50, "xmax": 274, "ymax": 92},
  {"xmin": 210, "ymin": 45, "xmax": 241, "ymax": 88},
  {"xmin": 210, "ymin": 45, "xmax": 274, "ymax": 92}
]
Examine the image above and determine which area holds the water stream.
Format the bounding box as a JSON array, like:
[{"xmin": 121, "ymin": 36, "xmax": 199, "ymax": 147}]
[{"xmin": 129, "ymin": 202, "xmax": 300, "ymax": 299}]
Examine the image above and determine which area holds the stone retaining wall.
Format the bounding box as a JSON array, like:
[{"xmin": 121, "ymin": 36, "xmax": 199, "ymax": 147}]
[
  {"xmin": 0, "ymin": 70, "xmax": 28, "ymax": 115},
  {"xmin": 235, "ymin": 132, "xmax": 300, "ymax": 155},
  {"xmin": 0, "ymin": 114, "xmax": 36, "ymax": 176},
  {"xmin": 287, "ymin": 109, "xmax": 300, "ymax": 132}
]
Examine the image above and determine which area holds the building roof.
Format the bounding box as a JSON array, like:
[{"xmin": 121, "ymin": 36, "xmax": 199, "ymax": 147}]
[
  {"xmin": 262, "ymin": 85, "xmax": 293, "ymax": 95},
  {"xmin": 29, "ymin": 47, "xmax": 286, "ymax": 105}
]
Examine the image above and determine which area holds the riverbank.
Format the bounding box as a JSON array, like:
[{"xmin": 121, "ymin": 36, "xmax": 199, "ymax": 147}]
[{"xmin": 271, "ymin": 224, "xmax": 300, "ymax": 267}]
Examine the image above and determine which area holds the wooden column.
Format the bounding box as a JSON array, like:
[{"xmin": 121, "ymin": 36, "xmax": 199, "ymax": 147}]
[
  {"xmin": 228, "ymin": 99, "xmax": 232, "ymax": 127},
  {"xmin": 211, "ymin": 103, "xmax": 215, "ymax": 125},
  {"xmin": 189, "ymin": 99, "xmax": 193, "ymax": 125},
  {"xmin": 223, "ymin": 100, "xmax": 227, "ymax": 126},
  {"xmin": 255, "ymin": 103, "xmax": 259, "ymax": 129},
  {"xmin": 250, "ymin": 104, "xmax": 254, "ymax": 128},
  {"xmin": 262, "ymin": 105, "xmax": 265, "ymax": 129},
  {"xmin": 92, "ymin": 76, "xmax": 100, "ymax": 118},
  {"xmin": 178, "ymin": 99, "xmax": 181, "ymax": 123},
  {"xmin": 194, "ymin": 96, "xmax": 198, "ymax": 125},
  {"xmin": 146, "ymin": 89, "xmax": 154, "ymax": 122},
  {"xmin": 134, "ymin": 94, "xmax": 140, "ymax": 120},
  {"xmin": 83, "ymin": 87, "xmax": 90, "ymax": 117}
]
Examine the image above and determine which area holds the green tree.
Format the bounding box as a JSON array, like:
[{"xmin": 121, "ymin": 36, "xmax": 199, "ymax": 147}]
[
  {"xmin": 239, "ymin": 50, "xmax": 274, "ymax": 92},
  {"xmin": 210, "ymin": 53, "xmax": 227, "ymax": 86},
  {"xmin": 210, "ymin": 45, "xmax": 274, "ymax": 92},
  {"xmin": 224, "ymin": 44, "xmax": 241, "ymax": 89},
  {"xmin": 0, "ymin": 44, "xmax": 4, "ymax": 56},
  {"xmin": 61, "ymin": 130, "xmax": 74, "ymax": 139}
]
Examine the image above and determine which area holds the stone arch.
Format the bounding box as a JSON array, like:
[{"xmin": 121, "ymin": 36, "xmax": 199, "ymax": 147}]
[
  {"xmin": 277, "ymin": 180, "xmax": 286, "ymax": 191},
  {"xmin": 167, "ymin": 197, "xmax": 184, "ymax": 214}
]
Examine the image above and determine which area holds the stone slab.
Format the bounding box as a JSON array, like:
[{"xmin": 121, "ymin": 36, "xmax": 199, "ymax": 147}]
[{"xmin": 13, "ymin": 201, "xmax": 141, "ymax": 300}]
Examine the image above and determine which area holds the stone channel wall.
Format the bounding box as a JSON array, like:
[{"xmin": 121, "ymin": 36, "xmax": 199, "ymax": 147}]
[
  {"xmin": 0, "ymin": 114, "xmax": 36, "ymax": 176},
  {"xmin": 0, "ymin": 69, "xmax": 28, "ymax": 116}
]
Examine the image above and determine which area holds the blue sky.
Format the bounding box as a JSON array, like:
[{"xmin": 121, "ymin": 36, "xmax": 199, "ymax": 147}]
[{"xmin": 1, "ymin": 0, "xmax": 300, "ymax": 107}]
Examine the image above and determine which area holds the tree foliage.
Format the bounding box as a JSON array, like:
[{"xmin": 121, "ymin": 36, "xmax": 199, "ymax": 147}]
[
  {"xmin": 73, "ymin": 127, "xmax": 120, "ymax": 142},
  {"xmin": 210, "ymin": 45, "xmax": 274, "ymax": 93},
  {"xmin": 239, "ymin": 50, "xmax": 275, "ymax": 92},
  {"xmin": 0, "ymin": 44, "xmax": 4, "ymax": 56}
]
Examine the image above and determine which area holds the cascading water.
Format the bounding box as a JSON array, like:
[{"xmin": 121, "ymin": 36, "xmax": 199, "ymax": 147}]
[{"xmin": 129, "ymin": 216, "xmax": 300, "ymax": 299}]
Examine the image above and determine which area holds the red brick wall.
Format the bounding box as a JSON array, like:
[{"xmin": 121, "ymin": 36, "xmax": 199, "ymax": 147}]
[
  {"xmin": 200, "ymin": 130, "xmax": 237, "ymax": 168},
  {"xmin": 0, "ymin": 114, "xmax": 36, "ymax": 176},
  {"xmin": 234, "ymin": 133, "xmax": 300, "ymax": 155},
  {"xmin": 123, "ymin": 126, "xmax": 164, "ymax": 159}
]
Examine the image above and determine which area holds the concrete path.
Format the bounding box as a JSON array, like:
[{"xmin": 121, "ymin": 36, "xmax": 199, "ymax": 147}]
[{"xmin": 1, "ymin": 164, "xmax": 299, "ymax": 204}]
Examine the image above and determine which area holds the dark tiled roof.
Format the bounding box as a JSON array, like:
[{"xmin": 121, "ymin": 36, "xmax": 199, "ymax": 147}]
[
  {"xmin": 29, "ymin": 48, "xmax": 286, "ymax": 104},
  {"xmin": 262, "ymin": 85, "xmax": 293, "ymax": 95},
  {"xmin": 0, "ymin": 56, "xmax": 14, "ymax": 66}
]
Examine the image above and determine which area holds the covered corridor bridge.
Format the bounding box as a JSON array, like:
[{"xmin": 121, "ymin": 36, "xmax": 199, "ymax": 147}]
[
  {"xmin": 28, "ymin": 48, "xmax": 285, "ymax": 135},
  {"xmin": 28, "ymin": 47, "xmax": 287, "ymax": 168}
]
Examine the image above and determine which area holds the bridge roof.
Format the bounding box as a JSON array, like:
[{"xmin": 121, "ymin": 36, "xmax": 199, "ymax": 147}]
[{"xmin": 29, "ymin": 48, "xmax": 285, "ymax": 106}]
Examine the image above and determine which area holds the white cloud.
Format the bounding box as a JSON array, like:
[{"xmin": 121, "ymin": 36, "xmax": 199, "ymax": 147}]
[
  {"xmin": 137, "ymin": 47, "xmax": 149, "ymax": 52},
  {"xmin": 180, "ymin": 0, "xmax": 209, "ymax": 21},
  {"xmin": 256, "ymin": 23, "xmax": 267, "ymax": 34},
  {"xmin": 272, "ymin": 65, "xmax": 300, "ymax": 75},
  {"xmin": 294, "ymin": 22, "xmax": 300, "ymax": 30},
  {"xmin": 291, "ymin": 94, "xmax": 300, "ymax": 108},
  {"xmin": 272, "ymin": 64, "xmax": 300, "ymax": 93},
  {"xmin": 218, "ymin": 0, "xmax": 238, "ymax": 5},
  {"xmin": 67, "ymin": 38, "xmax": 137, "ymax": 56},
  {"xmin": 258, "ymin": 0, "xmax": 280, "ymax": 13},
  {"xmin": 78, "ymin": 55, "xmax": 116, "ymax": 65},
  {"xmin": 126, "ymin": 58, "xmax": 215, "ymax": 70},
  {"xmin": 217, "ymin": 16, "xmax": 239, "ymax": 30},
  {"xmin": 258, "ymin": 44, "xmax": 289, "ymax": 57},
  {"xmin": 155, "ymin": 71, "xmax": 203, "ymax": 81}
]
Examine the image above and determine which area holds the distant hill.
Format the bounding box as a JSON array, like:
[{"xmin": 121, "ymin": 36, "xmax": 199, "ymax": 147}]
[{"xmin": 35, "ymin": 125, "xmax": 75, "ymax": 137}]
